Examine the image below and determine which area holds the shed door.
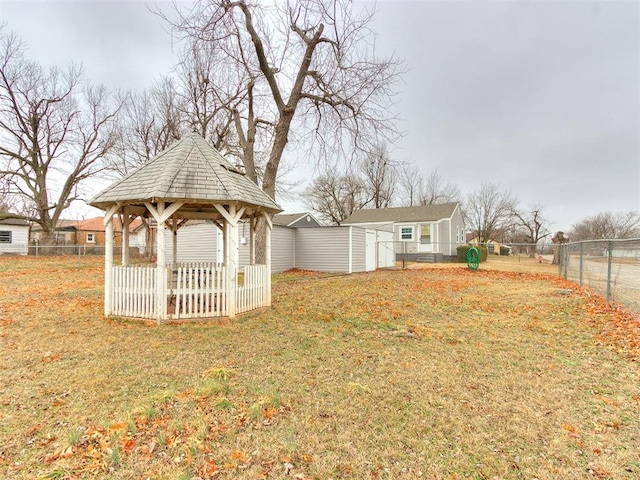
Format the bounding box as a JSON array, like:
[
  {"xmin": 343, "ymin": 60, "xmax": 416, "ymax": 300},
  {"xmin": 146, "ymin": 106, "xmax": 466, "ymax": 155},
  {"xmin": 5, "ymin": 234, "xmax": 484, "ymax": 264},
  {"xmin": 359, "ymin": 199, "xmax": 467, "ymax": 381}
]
[
  {"xmin": 377, "ymin": 230, "xmax": 394, "ymax": 268},
  {"xmin": 365, "ymin": 230, "xmax": 377, "ymax": 271}
]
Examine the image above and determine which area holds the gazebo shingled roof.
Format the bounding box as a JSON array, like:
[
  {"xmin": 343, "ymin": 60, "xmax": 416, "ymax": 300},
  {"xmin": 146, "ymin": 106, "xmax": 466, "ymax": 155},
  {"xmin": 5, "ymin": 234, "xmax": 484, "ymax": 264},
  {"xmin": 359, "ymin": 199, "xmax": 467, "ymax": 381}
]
[{"xmin": 90, "ymin": 132, "xmax": 281, "ymax": 215}]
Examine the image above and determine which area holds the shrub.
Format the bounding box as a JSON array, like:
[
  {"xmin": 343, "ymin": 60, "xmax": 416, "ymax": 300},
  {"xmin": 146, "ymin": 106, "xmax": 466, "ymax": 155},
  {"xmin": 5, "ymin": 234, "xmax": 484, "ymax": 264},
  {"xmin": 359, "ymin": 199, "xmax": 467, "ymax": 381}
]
[
  {"xmin": 456, "ymin": 245, "xmax": 488, "ymax": 263},
  {"xmin": 500, "ymin": 245, "xmax": 511, "ymax": 256}
]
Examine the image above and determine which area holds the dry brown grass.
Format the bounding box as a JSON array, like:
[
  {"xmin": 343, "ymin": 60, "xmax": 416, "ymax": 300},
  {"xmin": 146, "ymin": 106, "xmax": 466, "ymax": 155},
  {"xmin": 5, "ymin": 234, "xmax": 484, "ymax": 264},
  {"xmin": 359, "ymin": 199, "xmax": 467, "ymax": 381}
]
[
  {"xmin": 406, "ymin": 254, "xmax": 558, "ymax": 275},
  {"xmin": 1, "ymin": 256, "xmax": 639, "ymax": 479}
]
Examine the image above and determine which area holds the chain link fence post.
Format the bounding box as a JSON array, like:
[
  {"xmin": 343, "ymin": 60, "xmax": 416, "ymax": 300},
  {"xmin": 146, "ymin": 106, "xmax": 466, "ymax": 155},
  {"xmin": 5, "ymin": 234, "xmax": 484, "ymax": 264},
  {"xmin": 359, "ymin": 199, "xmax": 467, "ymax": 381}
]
[{"xmin": 579, "ymin": 242, "xmax": 583, "ymax": 286}]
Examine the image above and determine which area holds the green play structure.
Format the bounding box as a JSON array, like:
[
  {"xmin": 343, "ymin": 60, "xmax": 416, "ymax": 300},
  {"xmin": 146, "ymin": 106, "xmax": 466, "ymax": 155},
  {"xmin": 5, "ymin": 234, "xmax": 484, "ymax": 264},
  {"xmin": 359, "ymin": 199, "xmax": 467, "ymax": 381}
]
[{"xmin": 466, "ymin": 246, "xmax": 479, "ymax": 271}]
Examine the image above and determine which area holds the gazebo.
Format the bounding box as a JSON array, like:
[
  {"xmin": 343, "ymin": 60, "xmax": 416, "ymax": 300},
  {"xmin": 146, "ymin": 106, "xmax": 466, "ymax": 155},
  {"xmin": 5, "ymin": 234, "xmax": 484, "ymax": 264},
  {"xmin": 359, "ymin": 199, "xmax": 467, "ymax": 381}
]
[{"xmin": 90, "ymin": 133, "xmax": 282, "ymax": 323}]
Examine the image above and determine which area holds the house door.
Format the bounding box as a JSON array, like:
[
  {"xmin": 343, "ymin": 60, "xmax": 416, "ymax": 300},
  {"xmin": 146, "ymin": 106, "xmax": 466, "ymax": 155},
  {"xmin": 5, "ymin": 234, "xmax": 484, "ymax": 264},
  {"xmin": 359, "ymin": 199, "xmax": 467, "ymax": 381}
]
[{"xmin": 418, "ymin": 224, "xmax": 433, "ymax": 253}]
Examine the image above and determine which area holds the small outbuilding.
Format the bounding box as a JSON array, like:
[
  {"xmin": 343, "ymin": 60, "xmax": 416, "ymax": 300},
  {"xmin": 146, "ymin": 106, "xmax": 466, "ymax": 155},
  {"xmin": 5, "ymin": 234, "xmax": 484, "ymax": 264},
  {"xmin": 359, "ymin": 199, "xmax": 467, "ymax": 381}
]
[
  {"xmin": 342, "ymin": 203, "xmax": 465, "ymax": 262},
  {"xmin": 90, "ymin": 133, "xmax": 282, "ymax": 323},
  {"xmin": 0, "ymin": 218, "xmax": 29, "ymax": 255}
]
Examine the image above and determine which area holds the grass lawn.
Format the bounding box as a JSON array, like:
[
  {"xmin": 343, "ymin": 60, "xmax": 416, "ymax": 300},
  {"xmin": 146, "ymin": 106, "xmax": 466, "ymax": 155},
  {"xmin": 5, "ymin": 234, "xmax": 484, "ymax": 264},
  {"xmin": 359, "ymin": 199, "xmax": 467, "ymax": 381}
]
[{"xmin": 1, "ymin": 256, "xmax": 639, "ymax": 479}]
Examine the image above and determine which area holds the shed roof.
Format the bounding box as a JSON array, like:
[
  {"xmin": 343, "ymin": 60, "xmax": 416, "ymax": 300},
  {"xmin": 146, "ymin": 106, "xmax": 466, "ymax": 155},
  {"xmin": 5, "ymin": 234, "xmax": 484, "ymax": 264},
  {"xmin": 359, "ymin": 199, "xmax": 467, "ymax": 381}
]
[
  {"xmin": 90, "ymin": 133, "xmax": 281, "ymax": 215},
  {"xmin": 273, "ymin": 212, "xmax": 321, "ymax": 227},
  {"xmin": 0, "ymin": 218, "xmax": 29, "ymax": 226},
  {"xmin": 342, "ymin": 203, "xmax": 459, "ymax": 224}
]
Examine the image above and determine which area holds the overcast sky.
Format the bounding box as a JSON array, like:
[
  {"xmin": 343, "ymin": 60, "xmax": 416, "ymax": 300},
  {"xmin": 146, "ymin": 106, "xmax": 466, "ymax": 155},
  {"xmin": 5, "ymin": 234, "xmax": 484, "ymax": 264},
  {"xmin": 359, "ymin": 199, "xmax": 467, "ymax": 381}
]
[{"xmin": 1, "ymin": 0, "xmax": 638, "ymax": 231}]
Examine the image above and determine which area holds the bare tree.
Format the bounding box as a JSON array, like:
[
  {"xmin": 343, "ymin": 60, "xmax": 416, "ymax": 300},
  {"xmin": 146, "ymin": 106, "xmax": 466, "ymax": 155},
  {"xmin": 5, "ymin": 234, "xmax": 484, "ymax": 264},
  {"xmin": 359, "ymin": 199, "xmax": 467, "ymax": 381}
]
[
  {"xmin": 359, "ymin": 145, "xmax": 395, "ymax": 209},
  {"xmin": 570, "ymin": 211, "xmax": 640, "ymax": 241},
  {"xmin": 164, "ymin": 0, "xmax": 402, "ymax": 259},
  {"xmin": 175, "ymin": 40, "xmax": 246, "ymax": 155},
  {"xmin": 418, "ymin": 169, "xmax": 461, "ymax": 205},
  {"xmin": 397, "ymin": 166, "xmax": 460, "ymax": 206},
  {"xmin": 303, "ymin": 144, "xmax": 397, "ymax": 223},
  {"xmin": 463, "ymin": 183, "xmax": 516, "ymax": 244},
  {"xmin": 0, "ymin": 29, "xmax": 122, "ymax": 241},
  {"xmin": 303, "ymin": 170, "xmax": 368, "ymax": 225},
  {"xmin": 511, "ymin": 206, "xmax": 551, "ymax": 257},
  {"xmin": 397, "ymin": 164, "xmax": 423, "ymax": 207},
  {"xmin": 112, "ymin": 77, "xmax": 184, "ymax": 176},
  {"xmin": 0, "ymin": 179, "xmax": 14, "ymax": 213}
]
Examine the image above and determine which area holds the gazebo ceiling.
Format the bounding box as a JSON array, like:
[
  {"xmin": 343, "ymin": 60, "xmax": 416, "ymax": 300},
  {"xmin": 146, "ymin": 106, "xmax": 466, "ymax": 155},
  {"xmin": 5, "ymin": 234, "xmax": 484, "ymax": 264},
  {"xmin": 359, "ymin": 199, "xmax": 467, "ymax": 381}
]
[{"xmin": 90, "ymin": 133, "xmax": 282, "ymax": 218}]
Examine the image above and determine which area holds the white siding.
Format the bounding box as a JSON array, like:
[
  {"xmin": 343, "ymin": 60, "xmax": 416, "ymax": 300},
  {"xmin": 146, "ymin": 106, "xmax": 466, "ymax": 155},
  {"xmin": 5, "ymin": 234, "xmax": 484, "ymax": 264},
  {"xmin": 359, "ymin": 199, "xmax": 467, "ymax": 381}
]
[
  {"xmin": 436, "ymin": 219, "xmax": 450, "ymax": 254},
  {"xmin": 271, "ymin": 226, "xmax": 295, "ymax": 272},
  {"xmin": 294, "ymin": 227, "xmax": 351, "ymax": 272},
  {"xmin": 164, "ymin": 222, "xmax": 296, "ymax": 273},
  {"xmin": 164, "ymin": 222, "xmax": 220, "ymax": 264},
  {"xmin": 0, "ymin": 224, "xmax": 29, "ymax": 255},
  {"xmin": 160, "ymin": 223, "xmax": 392, "ymax": 274},
  {"xmin": 449, "ymin": 206, "xmax": 465, "ymax": 256},
  {"xmin": 351, "ymin": 227, "xmax": 367, "ymax": 273},
  {"xmin": 238, "ymin": 225, "xmax": 294, "ymax": 272}
]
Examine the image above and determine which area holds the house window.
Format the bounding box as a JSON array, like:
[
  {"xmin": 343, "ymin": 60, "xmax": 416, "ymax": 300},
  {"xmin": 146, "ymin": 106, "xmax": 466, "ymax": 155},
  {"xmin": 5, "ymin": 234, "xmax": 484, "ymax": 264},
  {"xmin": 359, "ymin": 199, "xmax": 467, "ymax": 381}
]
[
  {"xmin": 0, "ymin": 231, "xmax": 11, "ymax": 243},
  {"xmin": 400, "ymin": 226, "xmax": 413, "ymax": 241},
  {"xmin": 420, "ymin": 224, "xmax": 431, "ymax": 244},
  {"xmin": 86, "ymin": 233, "xmax": 95, "ymax": 243}
]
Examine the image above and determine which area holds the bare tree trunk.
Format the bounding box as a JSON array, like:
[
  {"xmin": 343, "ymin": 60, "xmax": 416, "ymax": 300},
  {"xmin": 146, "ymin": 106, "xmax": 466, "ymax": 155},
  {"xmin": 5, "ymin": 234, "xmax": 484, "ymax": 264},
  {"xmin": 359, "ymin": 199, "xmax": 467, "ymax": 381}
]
[{"xmin": 551, "ymin": 231, "xmax": 569, "ymax": 265}]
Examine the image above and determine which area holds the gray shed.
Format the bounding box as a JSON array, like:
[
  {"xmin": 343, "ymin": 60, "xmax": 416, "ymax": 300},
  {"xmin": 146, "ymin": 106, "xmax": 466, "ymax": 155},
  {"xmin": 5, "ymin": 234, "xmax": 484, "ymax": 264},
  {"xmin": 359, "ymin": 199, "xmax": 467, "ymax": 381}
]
[{"xmin": 90, "ymin": 133, "xmax": 282, "ymax": 322}]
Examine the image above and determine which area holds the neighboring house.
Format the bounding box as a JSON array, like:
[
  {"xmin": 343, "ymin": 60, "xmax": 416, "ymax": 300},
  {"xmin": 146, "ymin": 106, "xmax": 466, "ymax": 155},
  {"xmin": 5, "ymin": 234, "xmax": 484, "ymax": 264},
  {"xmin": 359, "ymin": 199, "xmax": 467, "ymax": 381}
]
[
  {"xmin": 0, "ymin": 218, "xmax": 29, "ymax": 255},
  {"xmin": 341, "ymin": 203, "xmax": 465, "ymax": 260},
  {"xmin": 162, "ymin": 214, "xmax": 395, "ymax": 273},
  {"xmin": 30, "ymin": 217, "xmax": 142, "ymax": 247},
  {"xmin": 466, "ymin": 231, "xmax": 511, "ymax": 255}
]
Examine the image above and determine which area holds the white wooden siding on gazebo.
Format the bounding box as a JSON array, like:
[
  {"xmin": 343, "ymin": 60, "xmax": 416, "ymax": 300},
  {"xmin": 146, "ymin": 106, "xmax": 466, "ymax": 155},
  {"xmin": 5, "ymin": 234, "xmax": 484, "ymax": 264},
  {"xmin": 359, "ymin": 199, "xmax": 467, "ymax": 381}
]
[{"xmin": 90, "ymin": 133, "xmax": 282, "ymax": 323}]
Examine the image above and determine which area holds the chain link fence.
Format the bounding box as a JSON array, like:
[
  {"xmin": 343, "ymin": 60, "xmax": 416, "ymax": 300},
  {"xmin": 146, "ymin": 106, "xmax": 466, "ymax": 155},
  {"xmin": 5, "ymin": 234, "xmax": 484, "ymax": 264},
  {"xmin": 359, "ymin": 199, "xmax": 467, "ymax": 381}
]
[
  {"xmin": 559, "ymin": 238, "xmax": 640, "ymax": 316},
  {"xmin": 376, "ymin": 241, "xmax": 551, "ymax": 269}
]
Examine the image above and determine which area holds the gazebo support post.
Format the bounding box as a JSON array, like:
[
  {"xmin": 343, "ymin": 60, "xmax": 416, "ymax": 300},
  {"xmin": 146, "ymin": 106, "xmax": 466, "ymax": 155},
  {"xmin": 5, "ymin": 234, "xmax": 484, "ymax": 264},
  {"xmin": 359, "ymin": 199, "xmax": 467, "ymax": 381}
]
[
  {"xmin": 105, "ymin": 216, "xmax": 114, "ymax": 316},
  {"xmin": 156, "ymin": 201, "xmax": 167, "ymax": 324},
  {"xmin": 264, "ymin": 212, "xmax": 273, "ymax": 306},
  {"xmin": 145, "ymin": 200, "xmax": 184, "ymax": 323},
  {"xmin": 122, "ymin": 207, "xmax": 130, "ymax": 266},
  {"xmin": 249, "ymin": 214, "xmax": 257, "ymax": 265},
  {"xmin": 227, "ymin": 214, "xmax": 237, "ymax": 318},
  {"xmin": 171, "ymin": 217, "xmax": 178, "ymax": 267},
  {"xmin": 103, "ymin": 204, "xmax": 119, "ymax": 317},
  {"xmin": 215, "ymin": 204, "xmax": 246, "ymax": 318}
]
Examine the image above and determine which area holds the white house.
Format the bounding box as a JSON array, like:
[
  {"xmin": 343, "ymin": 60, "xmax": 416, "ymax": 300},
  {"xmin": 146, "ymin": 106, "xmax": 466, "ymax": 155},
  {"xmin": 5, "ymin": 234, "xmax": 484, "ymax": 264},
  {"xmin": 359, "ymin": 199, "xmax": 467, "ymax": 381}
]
[
  {"xmin": 341, "ymin": 203, "xmax": 465, "ymax": 261},
  {"xmin": 0, "ymin": 218, "xmax": 29, "ymax": 255}
]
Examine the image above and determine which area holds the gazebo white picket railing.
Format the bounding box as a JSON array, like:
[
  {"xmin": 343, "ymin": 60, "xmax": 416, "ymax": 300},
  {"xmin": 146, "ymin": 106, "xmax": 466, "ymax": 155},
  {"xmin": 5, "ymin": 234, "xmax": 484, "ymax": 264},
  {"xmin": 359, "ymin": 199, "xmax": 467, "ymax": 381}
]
[
  {"xmin": 236, "ymin": 264, "xmax": 269, "ymax": 314},
  {"xmin": 170, "ymin": 263, "xmax": 227, "ymax": 318},
  {"xmin": 109, "ymin": 262, "xmax": 270, "ymax": 320},
  {"xmin": 112, "ymin": 265, "xmax": 157, "ymax": 318}
]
